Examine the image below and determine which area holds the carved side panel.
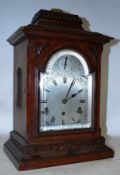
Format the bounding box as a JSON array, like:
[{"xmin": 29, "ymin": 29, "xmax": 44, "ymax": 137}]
[{"xmin": 36, "ymin": 45, "xmax": 47, "ymax": 56}]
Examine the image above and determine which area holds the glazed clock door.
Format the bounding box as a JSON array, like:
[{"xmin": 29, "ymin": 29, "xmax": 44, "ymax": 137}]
[{"xmin": 39, "ymin": 49, "xmax": 94, "ymax": 132}]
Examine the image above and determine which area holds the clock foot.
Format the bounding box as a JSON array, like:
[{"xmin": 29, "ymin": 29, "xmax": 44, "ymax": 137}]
[{"xmin": 4, "ymin": 131, "xmax": 114, "ymax": 171}]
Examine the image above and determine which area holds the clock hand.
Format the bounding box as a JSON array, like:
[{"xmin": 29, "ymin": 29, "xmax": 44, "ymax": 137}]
[
  {"xmin": 66, "ymin": 89, "xmax": 83, "ymax": 101},
  {"xmin": 64, "ymin": 78, "xmax": 76, "ymax": 100},
  {"xmin": 64, "ymin": 56, "xmax": 68, "ymax": 69},
  {"xmin": 44, "ymin": 89, "xmax": 50, "ymax": 92}
]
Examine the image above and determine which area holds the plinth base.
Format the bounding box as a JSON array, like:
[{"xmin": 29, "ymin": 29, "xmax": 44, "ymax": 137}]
[{"xmin": 4, "ymin": 131, "xmax": 114, "ymax": 171}]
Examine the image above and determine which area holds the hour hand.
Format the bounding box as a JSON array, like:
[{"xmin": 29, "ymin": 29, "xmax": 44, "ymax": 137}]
[
  {"xmin": 66, "ymin": 89, "xmax": 83, "ymax": 101},
  {"xmin": 62, "ymin": 89, "xmax": 83, "ymax": 104}
]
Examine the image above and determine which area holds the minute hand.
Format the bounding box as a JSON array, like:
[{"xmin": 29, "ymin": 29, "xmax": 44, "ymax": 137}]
[
  {"xmin": 64, "ymin": 78, "xmax": 76, "ymax": 100},
  {"xmin": 66, "ymin": 89, "xmax": 83, "ymax": 101}
]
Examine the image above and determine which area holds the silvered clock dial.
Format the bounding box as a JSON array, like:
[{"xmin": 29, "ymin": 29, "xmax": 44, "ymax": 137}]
[{"xmin": 39, "ymin": 49, "xmax": 94, "ymax": 131}]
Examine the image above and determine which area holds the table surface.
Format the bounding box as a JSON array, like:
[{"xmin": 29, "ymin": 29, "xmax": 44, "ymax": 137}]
[{"xmin": 0, "ymin": 134, "xmax": 120, "ymax": 175}]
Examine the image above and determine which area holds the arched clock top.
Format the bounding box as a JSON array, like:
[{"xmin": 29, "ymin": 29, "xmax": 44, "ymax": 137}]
[{"xmin": 45, "ymin": 49, "xmax": 89, "ymax": 76}]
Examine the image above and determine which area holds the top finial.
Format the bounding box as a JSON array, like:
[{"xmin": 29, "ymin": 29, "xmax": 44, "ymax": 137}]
[
  {"xmin": 50, "ymin": 8, "xmax": 64, "ymax": 13},
  {"xmin": 50, "ymin": 8, "xmax": 70, "ymax": 14}
]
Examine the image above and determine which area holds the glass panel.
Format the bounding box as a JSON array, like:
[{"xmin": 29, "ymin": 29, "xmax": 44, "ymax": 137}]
[{"xmin": 39, "ymin": 49, "xmax": 93, "ymax": 131}]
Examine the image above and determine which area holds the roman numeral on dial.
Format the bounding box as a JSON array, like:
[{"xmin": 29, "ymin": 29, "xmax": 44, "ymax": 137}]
[
  {"xmin": 77, "ymin": 107, "xmax": 83, "ymax": 114},
  {"xmin": 63, "ymin": 76, "xmax": 67, "ymax": 83},
  {"xmin": 41, "ymin": 107, "xmax": 49, "ymax": 115},
  {"xmin": 44, "ymin": 89, "xmax": 50, "ymax": 92},
  {"xmin": 53, "ymin": 80, "xmax": 57, "ymax": 86},
  {"xmin": 71, "ymin": 117, "xmax": 76, "ymax": 121},
  {"xmin": 40, "ymin": 100, "xmax": 47, "ymax": 103},
  {"xmin": 50, "ymin": 116, "xmax": 55, "ymax": 124},
  {"xmin": 62, "ymin": 119, "xmax": 65, "ymax": 125},
  {"xmin": 76, "ymin": 119, "xmax": 81, "ymax": 124},
  {"xmin": 80, "ymin": 99, "xmax": 85, "ymax": 103}
]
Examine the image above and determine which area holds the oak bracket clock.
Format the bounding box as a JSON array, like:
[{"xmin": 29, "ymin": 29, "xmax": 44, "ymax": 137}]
[{"xmin": 4, "ymin": 9, "xmax": 114, "ymax": 170}]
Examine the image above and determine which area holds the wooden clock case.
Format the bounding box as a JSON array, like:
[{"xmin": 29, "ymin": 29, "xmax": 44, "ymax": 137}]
[{"xmin": 4, "ymin": 9, "xmax": 114, "ymax": 170}]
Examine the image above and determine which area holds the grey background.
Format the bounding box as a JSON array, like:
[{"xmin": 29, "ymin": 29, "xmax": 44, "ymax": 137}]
[{"xmin": 0, "ymin": 0, "xmax": 120, "ymax": 136}]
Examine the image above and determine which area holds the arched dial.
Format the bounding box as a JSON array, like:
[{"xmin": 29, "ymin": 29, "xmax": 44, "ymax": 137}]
[{"xmin": 39, "ymin": 50, "xmax": 93, "ymax": 131}]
